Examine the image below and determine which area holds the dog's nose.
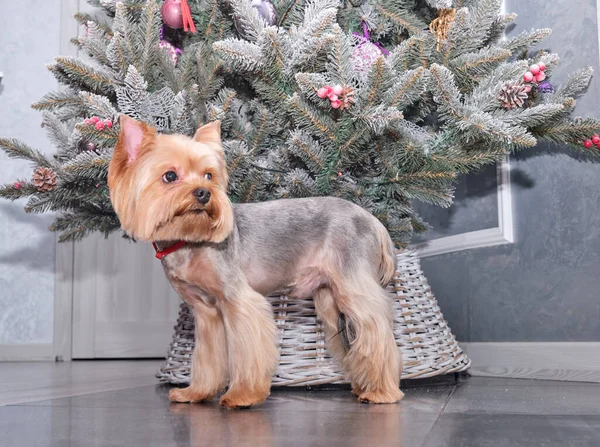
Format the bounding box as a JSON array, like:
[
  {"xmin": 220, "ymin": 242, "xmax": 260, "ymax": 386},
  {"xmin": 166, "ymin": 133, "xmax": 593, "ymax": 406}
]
[{"xmin": 193, "ymin": 188, "xmax": 211, "ymax": 204}]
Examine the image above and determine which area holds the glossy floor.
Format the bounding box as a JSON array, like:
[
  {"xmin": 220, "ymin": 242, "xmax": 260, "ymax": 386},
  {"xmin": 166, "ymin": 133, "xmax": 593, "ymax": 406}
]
[{"xmin": 1, "ymin": 361, "xmax": 599, "ymax": 446}]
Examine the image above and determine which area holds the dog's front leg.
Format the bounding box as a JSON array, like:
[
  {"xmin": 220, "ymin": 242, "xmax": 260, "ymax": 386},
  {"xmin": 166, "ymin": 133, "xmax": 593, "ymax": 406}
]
[
  {"xmin": 169, "ymin": 299, "xmax": 228, "ymax": 403},
  {"xmin": 218, "ymin": 285, "xmax": 279, "ymax": 409}
]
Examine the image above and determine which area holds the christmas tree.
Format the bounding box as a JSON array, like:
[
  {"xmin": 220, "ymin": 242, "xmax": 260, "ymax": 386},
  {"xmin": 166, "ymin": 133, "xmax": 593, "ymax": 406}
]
[{"xmin": 1, "ymin": 0, "xmax": 599, "ymax": 246}]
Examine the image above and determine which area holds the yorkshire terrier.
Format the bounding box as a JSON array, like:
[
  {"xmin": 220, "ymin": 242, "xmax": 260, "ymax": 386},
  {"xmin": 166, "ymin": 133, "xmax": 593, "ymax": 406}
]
[{"xmin": 108, "ymin": 116, "xmax": 404, "ymax": 408}]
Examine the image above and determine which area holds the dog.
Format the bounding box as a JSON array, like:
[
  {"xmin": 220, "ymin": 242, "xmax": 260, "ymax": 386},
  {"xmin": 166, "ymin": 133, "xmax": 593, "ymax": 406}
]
[{"xmin": 108, "ymin": 116, "xmax": 404, "ymax": 408}]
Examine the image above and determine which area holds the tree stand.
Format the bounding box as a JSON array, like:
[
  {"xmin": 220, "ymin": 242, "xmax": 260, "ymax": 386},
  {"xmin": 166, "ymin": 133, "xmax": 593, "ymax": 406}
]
[{"xmin": 156, "ymin": 250, "xmax": 470, "ymax": 386}]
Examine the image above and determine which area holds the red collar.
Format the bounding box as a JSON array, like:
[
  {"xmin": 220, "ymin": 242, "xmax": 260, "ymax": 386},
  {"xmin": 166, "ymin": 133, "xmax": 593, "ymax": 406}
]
[{"xmin": 152, "ymin": 241, "xmax": 187, "ymax": 260}]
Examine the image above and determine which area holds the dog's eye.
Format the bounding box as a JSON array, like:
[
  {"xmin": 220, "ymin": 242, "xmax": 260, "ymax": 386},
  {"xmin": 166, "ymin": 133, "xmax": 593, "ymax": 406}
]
[
  {"xmin": 204, "ymin": 173, "xmax": 212, "ymax": 180},
  {"xmin": 162, "ymin": 171, "xmax": 178, "ymax": 183}
]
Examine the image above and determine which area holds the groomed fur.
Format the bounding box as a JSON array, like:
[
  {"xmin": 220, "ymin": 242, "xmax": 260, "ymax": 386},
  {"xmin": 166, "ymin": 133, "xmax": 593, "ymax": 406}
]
[{"xmin": 108, "ymin": 116, "xmax": 404, "ymax": 407}]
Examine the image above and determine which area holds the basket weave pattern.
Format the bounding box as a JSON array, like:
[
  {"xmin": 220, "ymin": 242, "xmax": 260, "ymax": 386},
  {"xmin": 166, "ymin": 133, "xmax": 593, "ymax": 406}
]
[{"xmin": 156, "ymin": 250, "xmax": 470, "ymax": 386}]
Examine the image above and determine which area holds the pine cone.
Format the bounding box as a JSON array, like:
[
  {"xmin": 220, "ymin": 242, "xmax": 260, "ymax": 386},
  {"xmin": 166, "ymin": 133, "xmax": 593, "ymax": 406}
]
[
  {"xmin": 498, "ymin": 81, "xmax": 530, "ymax": 109},
  {"xmin": 32, "ymin": 167, "xmax": 57, "ymax": 192}
]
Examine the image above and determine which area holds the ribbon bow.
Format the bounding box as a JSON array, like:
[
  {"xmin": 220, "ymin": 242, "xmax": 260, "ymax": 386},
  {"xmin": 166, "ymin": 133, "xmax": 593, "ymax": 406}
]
[{"xmin": 180, "ymin": 0, "xmax": 197, "ymax": 33}]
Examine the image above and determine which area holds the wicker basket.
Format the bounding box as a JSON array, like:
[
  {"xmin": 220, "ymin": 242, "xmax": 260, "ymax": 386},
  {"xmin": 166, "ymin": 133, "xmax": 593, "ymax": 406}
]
[{"xmin": 156, "ymin": 250, "xmax": 470, "ymax": 386}]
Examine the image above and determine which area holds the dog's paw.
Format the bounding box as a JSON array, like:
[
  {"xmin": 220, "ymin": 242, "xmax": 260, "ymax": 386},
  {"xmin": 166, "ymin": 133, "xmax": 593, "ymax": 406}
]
[
  {"xmin": 219, "ymin": 388, "xmax": 269, "ymax": 409},
  {"xmin": 351, "ymin": 386, "xmax": 363, "ymax": 397},
  {"xmin": 358, "ymin": 388, "xmax": 404, "ymax": 404},
  {"xmin": 169, "ymin": 387, "xmax": 214, "ymax": 403}
]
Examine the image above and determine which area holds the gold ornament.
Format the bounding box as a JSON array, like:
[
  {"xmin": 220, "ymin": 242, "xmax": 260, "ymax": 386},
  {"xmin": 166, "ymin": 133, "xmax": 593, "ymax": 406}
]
[{"xmin": 429, "ymin": 8, "xmax": 457, "ymax": 51}]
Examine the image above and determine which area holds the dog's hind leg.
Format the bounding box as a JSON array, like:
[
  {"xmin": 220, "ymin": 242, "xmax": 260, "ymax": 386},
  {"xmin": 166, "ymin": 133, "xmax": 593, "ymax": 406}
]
[
  {"xmin": 314, "ymin": 288, "xmax": 347, "ymax": 363},
  {"xmin": 332, "ymin": 275, "xmax": 404, "ymax": 404}
]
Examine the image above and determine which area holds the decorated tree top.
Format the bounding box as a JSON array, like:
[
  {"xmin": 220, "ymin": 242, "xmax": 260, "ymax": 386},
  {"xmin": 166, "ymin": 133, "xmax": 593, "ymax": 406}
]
[{"xmin": 1, "ymin": 0, "xmax": 599, "ymax": 246}]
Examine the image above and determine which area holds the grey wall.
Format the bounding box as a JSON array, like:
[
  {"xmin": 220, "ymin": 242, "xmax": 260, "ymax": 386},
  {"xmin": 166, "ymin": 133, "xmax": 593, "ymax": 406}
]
[
  {"xmin": 0, "ymin": 0, "xmax": 61, "ymax": 344},
  {"xmin": 421, "ymin": 0, "xmax": 600, "ymax": 342}
]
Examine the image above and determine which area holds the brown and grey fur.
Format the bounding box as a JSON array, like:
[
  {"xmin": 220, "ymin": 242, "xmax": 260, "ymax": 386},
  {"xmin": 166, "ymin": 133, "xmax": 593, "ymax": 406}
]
[{"xmin": 108, "ymin": 116, "xmax": 404, "ymax": 408}]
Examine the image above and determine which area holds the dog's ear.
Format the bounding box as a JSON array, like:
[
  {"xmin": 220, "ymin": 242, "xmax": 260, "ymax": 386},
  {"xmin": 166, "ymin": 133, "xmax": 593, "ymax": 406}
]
[
  {"xmin": 117, "ymin": 115, "xmax": 156, "ymax": 163},
  {"xmin": 193, "ymin": 121, "xmax": 222, "ymax": 145}
]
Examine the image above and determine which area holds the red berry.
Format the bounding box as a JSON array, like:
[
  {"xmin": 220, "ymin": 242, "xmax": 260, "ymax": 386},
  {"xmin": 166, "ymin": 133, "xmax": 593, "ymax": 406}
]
[
  {"xmin": 90, "ymin": 116, "xmax": 100, "ymax": 124},
  {"xmin": 332, "ymin": 85, "xmax": 344, "ymax": 96},
  {"xmin": 523, "ymin": 72, "xmax": 534, "ymax": 83},
  {"xmin": 317, "ymin": 87, "xmax": 329, "ymax": 99},
  {"xmin": 331, "ymin": 100, "xmax": 342, "ymax": 109},
  {"xmin": 337, "ymin": 171, "xmax": 343, "ymax": 176},
  {"xmin": 529, "ymin": 64, "xmax": 540, "ymax": 76},
  {"xmin": 584, "ymin": 140, "xmax": 593, "ymax": 148},
  {"xmin": 13, "ymin": 182, "xmax": 22, "ymax": 189},
  {"xmin": 104, "ymin": 120, "xmax": 113, "ymax": 129},
  {"xmin": 592, "ymin": 136, "xmax": 600, "ymax": 145},
  {"xmin": 95, "ymin": 121, "xmax": 105, "ymax": 130},
  {"xmin": 538, "ymin": 62, "xmax": 546, "ymax": 71},
  {"xmin": 84, "ymin": 119, "xmax": 92, "ymax": 125},
  {"xmin": 535, "ymin": 72, "xmax": 546, "ymax": 83}
]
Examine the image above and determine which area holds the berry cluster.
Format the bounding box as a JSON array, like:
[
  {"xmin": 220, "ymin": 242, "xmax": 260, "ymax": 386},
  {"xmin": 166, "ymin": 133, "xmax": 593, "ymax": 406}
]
[
  {"xmin": 316, "ymin": 84, "xmax": 355, "ymax": 110},
  {"xmin": 583, "ymin": 134, "xmax": 600, "ymax": 149},
  {"xmin": 84, "ymin": 116, "xmax": 113, "ymax": 131},
  {"xmin": 523, "ymin": 63, "xmax": 547, "ymax": 84}
]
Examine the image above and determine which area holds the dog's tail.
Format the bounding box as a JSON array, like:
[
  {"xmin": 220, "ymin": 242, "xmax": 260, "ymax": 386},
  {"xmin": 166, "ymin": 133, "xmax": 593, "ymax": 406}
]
[{"xmin": 375, "ymin": 221, "xmax": 397, "ymax": 287}]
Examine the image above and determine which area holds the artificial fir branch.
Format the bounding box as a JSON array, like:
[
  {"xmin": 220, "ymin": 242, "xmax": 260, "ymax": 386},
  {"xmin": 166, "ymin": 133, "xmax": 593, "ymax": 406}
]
[{"xmin": 1, "ymin": 0, "xmax": 599, "ymax": 247}]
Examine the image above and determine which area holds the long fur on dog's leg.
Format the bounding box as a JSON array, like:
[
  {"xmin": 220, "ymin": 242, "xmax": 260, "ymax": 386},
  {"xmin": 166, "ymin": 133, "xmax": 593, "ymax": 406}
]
[
  {"xmin": 219, "ymin": 286, "xmax": 279, "ymax": 409},
  {"xmin": 335, "ymin": 277, "xmax": 404, "ymax": 404},
  {"xmin": 314, "ymin": 288, "xmax": 346, "ymax": 359},
  {"xmin": 169, "ymin": 301, "xmax": 228, "ymax": 403},
  {"xmin": 314, "ymin": 288, "xmax": 366, "ymax": 396}
]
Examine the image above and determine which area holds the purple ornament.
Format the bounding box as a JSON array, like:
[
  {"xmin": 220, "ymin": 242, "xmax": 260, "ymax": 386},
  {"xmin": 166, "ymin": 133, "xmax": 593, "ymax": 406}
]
[
  {"xmin": 251, "ymin": 0, "xmax": 277, "ymax": 26},
  {"xmin": 160, "ymin": 40, "xmax": 182, "ymax": 64},
  {"xmin": 537, "ymin": 81, "xmax": 554, "ymax": 93},
  {"xmin": 351, "ymin": 22, "xmax": 389, "ymax": 74},
  {"xmin": 234, "ymin": 0, "xmax": 278, "ymax": 39},
  {"xmin": 159, "ymin": 26, "xmax": 182, "ymax": 65}
]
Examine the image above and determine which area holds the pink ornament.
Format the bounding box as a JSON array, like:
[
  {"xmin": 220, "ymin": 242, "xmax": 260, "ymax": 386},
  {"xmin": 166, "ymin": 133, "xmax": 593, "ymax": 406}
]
[
  {"xmin": 535, "ymin": 72, "xmax": 546, "ymax": 82},
  {"xmin": 592, "ymin": 136, "xmax": 600, "ymax": 145},
  {"xmin": 331, "ymin": 100, "xmax": 342, "ymax": 109},
  {"xmin": 584, "ymin": 140, "xmax": 593, "ymax": 148},
  {"xmin": 317, "ymin": 87, "xmax": 329, "ymax": 99},
  {"xmin": 13, "ymin": 182, "xmax": 22, "ymax": 189},
  {"xmin": 104, "ymin": 120, "xmax": 113, "ymax": 129},
  {"xmin": 523, "ymin": 72, "xmax": 534, "ymax": 83},
  {"xmin": 161, "ymin": 0, "xmax": 184, "ymax": 29},
  {"xmin": 91, "ymin": 116, "xmax": 100, "ymax": 124},
  {"xmin": 95, "ymin": 121, "xmax": 105, "ymax": 130},
  {"xmin": 328, "ymin": 94, "xmax": 338, "ymax": 102},
  {"xmin": 529, "ymin": 64, "xmax": 540, "ymax": 76},
  {"xmin": 538, "ymin": 62, "xmax": 546, "ymax": 72},
  {"xmin": 332, "ymin": 85, "xmax": 344, "ymax": 96}
]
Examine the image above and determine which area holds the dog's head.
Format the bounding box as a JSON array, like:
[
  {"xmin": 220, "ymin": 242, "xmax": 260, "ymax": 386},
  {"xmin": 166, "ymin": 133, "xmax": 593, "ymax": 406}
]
[{"xmin": 107, "ymin": 116, "xmax": 233, "ymax": 243}]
